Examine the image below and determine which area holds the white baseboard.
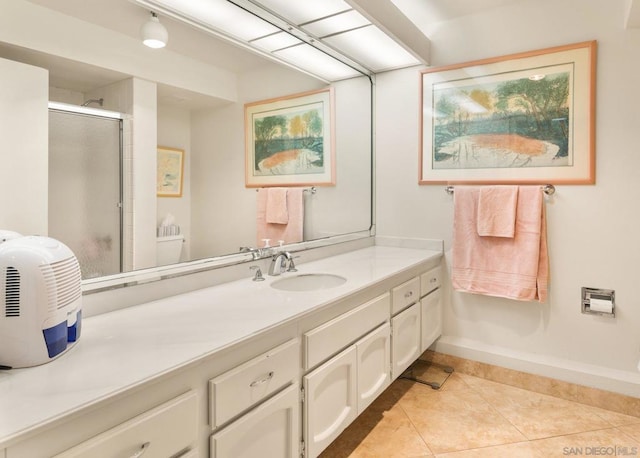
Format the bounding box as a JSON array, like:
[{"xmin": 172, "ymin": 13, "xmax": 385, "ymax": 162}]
[{"xmin": 433, "ymin": 335, "xmax": 640, "ymax": 398}]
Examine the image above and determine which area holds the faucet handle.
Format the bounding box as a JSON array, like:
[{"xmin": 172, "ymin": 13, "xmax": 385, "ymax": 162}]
[
  {"xmin": 250, "ymin": 265, "xmax": 265, "ymax": 282},
  {"xmin": 287, "ymin": 255, "xmax": 300, "ymax": 272}
]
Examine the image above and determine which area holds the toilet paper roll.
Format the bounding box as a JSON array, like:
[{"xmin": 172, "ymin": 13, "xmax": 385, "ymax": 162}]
[{"xmin": 590, "ymin": 297, "xmax": 613, "ymax": 314}]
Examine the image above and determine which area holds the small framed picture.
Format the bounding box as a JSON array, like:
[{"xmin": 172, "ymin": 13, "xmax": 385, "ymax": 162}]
[{"xmin": 157, "ymin": 146, "xmax": 184, "ymax": 197}]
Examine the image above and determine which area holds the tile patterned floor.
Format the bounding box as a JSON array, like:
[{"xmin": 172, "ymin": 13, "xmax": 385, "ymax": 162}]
[{"xmin": 320, "ymin": 372, "xmax": 640, "ymax": 457}]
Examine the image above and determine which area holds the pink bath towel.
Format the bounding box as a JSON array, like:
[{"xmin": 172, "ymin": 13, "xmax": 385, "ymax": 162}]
[
  {"xmin": 452, "ymin": 186, "xmax": 549, "ymax": 302},
  {"xmin": 477, "ymin": 186, "xmax": 518, "ymax": 238},
  {"xmin": 257, "ymin": 188, "xmax": 304, "ymax": 246},
  {"xmin": 266, "ymin": 188, "xmax": 289, "ymax": 224}
]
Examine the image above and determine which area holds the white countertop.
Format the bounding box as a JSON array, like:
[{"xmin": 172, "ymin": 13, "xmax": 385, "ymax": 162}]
[{"xmin": 0, "ymin": 245, "xmax": 441, "ymax": 446}]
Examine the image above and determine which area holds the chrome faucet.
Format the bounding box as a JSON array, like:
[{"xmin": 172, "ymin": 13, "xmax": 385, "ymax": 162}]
[
  {"xmin": 268, "ymin": 251, "xmax": 292, "ymax": 276},
  {"xmin": 283, "ymin": 251, "xmax": 298, "ymax": 272},
  {"xmin": 240, "ymin": 246, "xmax": 272, "ymax": 260}
]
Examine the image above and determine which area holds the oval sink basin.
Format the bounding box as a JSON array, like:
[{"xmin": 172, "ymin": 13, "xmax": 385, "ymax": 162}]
[{"xmin": 271, "ymin": 273, "xmax": 347, "ymax": 292}]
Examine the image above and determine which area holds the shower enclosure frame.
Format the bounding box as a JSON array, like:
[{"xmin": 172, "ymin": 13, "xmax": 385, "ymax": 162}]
[{"xmin": 47, "ymin": 101, "xmax": 126, "ymax": 278}]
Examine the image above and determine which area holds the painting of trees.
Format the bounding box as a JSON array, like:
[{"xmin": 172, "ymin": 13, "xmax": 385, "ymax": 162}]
[
  {"xmin": 420, "ymin": 41, "xmax": 595, "ymax": 184},
  {"xmin": 432, "ymin": 70, "xmax": 571, "ymax": 167}
]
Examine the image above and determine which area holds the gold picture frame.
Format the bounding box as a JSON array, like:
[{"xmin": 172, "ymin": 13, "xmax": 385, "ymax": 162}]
[
  {"xmin": 419, "ymin": 41, "xmax": 596, "ymax": 185},
  {"xmin": 157, "ymin": 146, "xmax": 184, "ymax": 197},
  {"xmin": 244, "ymin": 87, "xmax": 335, "ymax": 188}
]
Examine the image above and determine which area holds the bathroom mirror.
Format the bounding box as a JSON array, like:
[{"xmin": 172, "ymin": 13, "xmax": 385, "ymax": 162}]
[{"xmin": 0, "ymin": 0, "xmax": 373, "ymax": 286}]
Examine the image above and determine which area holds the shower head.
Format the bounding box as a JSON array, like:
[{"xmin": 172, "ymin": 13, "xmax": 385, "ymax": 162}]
[{"xmin": 81, "ymin": 98, "xmax": 104, "ymax": 107}]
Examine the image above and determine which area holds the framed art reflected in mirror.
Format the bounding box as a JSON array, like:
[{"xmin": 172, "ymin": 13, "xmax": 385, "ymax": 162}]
[
  {"xmin": 245, "ymin": 88, "xmax": 336, "ymax": 188},
  {"xmin": 157, "ymin": 146, "xmax": 185, "ymax": 197}
]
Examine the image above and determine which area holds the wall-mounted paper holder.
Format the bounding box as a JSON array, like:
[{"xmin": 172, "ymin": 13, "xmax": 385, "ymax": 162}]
[{"xmin": 581, "ymin": 287, "xmax": 615, "ymax": 317}]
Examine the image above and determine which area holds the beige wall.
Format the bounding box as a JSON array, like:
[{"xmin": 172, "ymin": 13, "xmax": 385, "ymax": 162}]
[
  {"xmin": 375, "ymin": 0, "xmax": 640, "ymax": 396},
  {"xmin": 0, "ymin": 57, "xmax": 48, "ymax": 236}
]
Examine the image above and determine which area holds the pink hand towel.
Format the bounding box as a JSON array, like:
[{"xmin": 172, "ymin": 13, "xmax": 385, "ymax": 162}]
[
  {"xmin": 257, "ymin": 188, "xmax": 304, "ymax": 246},
  {"xmin": 452, "ymin": 186, "xmax": 549, "ymax": 302},
  {"xmin": 266, "ymin": 188, "xmax": 289, "ymax": 224},
  {"xmin": 477, "ymin": 186, "xmax": 518, "ymax": 238}
]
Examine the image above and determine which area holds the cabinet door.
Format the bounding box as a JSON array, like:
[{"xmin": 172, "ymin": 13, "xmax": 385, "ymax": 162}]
[
  {"xmin": 391, "ymin": 303, "xmax": 421, "ymax": 379},
  {"xmin": 303, "ymin": 346, "xmax": 357, "ymax": 458},
  {"xmin": 356, "ymin": 322, "xmax": 390, "ymax": 414},
  {"xmin": 421, "ymin": 289, "xmax": 442, "ymax": 352},
  {"xmin": 210, "ymin": 383, "xmax": 300, "ymax": 458}
]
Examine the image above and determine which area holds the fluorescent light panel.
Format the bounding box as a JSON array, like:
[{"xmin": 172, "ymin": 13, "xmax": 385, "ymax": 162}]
[
  {"xmin": 147, "ymin": 0, "xmax": 279, "ymax": 41},
  {"xmin": 274, "ymin": 44, "xmax": 362, "ymax": 81},
  {"xmin": 253, "ymin": 0, "xmax": 352, "ymax": 24},
  {"xmin": 251, "ymin": 32, "xmax": 302, "ymax": 53},
  {"xmin": 324, "ymin": 25, "xmax": 419, "ymax": 71},
  {"xmin": 138, "ymin": 0, "xmax": 421, "ymax": 80},
  {"xmin": 302, "ymin": 10, "xmax": 370, "ymax": 37}
]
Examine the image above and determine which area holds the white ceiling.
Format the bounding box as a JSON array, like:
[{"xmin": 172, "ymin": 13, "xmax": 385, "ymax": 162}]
[{"xmin": 5, "ymin": 0, "xmax": 527, "ymax": 107}]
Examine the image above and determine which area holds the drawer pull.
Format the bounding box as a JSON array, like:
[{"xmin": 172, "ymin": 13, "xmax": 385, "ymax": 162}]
[
  {"xmin": 250, "ymin": 371, "xmax": 274, "ymax": 387},
  {"xmin": 404, "ymin": 291, "xmax": 413, "ymax": 298},
  {"xmin": 130, "ymin": 442, "xmax": 150, "ymax": 458}
]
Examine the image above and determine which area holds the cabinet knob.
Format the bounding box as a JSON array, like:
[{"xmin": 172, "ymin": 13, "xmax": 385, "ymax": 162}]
[
  {"xmin": 130, "ymin": 442, "xmax": 150, "ymax": 458},
  {"xmin": 404, "ymin": 291, "xmax": 413, "ymax": 299}
]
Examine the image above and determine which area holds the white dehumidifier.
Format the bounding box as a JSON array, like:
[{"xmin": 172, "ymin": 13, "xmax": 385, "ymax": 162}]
[{"xmin": 0, "ymin": 236, "xmax": 82, "ymax": 368}]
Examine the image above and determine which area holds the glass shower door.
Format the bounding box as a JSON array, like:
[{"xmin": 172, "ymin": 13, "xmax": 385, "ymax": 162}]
[{"xmin": 48, "ymin": 109, "xmax": 122, "ymax": 279}]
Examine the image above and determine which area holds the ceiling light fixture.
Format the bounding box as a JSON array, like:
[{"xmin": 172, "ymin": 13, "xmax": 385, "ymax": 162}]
[{"xmin": 141, "ymin": 11, "xmax": 169, "ymax": 48}]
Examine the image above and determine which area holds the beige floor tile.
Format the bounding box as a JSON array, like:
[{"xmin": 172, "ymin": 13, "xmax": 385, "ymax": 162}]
[
  {"xmin": 454, "ymin": 372, "xmax": 500, "ymax": 389},
  {"xmin": 618, "ymin": 422, "xmax": 640, "ymax": 442},
  {"xmin": 531, "ymin": 427, "xmax": 640, "ymax": 457},
  {"xmin": 321, "ymin": 372, "xmax": 640, "ymax": 457},
  {"xmin": 434, "ymin": 441, "xmax": 546, "ymax": 458},
  {"xmin": 431, "ymin": 372, "xmax": 473, "ymax": 393},
  {"xmin": 399, "ymin": 389, "xmax": 527, "ymax": 453},
  {"xmin": 470, "ymin": 377, "xmax": 613, "ymax": 439},
  {"xmin": 591, "ymin": 407, "xmax": 640, "ymax": 427},
  {"xmin": 321, "ymin": 390, "xmax": 432, "ymax": 458},
  {"xmin": 391, "ymin": 374, "xmax": 474, "ymax": 406}
]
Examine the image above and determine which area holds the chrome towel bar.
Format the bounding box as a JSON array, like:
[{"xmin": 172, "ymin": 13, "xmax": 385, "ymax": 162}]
[
  {"xmin": 255, "ymin": 186, "xmax": 316, "ymax": 194},
  {"xmin": 445, "ymin": 184, "xmax": 555, "ymax": 196}
]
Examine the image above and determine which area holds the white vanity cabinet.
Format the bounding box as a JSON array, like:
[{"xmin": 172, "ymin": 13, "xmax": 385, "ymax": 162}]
[
  {"xmin": 0, "ymin": 246, "xmax": 443, "ymax": 458},
  {"xmin": 303, "ymin": 346, "xmax": 358, "ymax": 458},
  {"xmin": 391, "ymin": 302, "xmax": 421, "ymax": 379},
  {"xmin": 210, "ymin": 383, "xmax": 300, "ymax": 458},
  {"xmin": 51, "ymin": 391, "xmax": 198, "ymax": 458},
  {"xmin": 420, "ymin": 266, "xmax": 443, "ymax": 352},
  {"xmin": 302, "ymin": 294, "xmax": 391, "ymax": 458},
  {"xmin": 356, "ymin": 322, "xmax": 391, "ymax": 413},
  {"xmin": 209, "ymin": 338, "xmax": 300, "ymax": 428},
  {"xmin": 391, "ymin": 277, "xmax": 422, "ymax": 379},
  {"xmin": 208, "ymin": 338, "xmax": 301, "ymax": 457}
]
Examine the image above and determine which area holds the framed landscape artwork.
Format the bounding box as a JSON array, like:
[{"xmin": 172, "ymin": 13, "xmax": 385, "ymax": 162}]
[
  {"xmin": 245, "ymin": 88, "xmax": 335, "ymax": 187},
  {"xmin": 419, "ymin": 41, "xmax": 596, "ymax": 185}
]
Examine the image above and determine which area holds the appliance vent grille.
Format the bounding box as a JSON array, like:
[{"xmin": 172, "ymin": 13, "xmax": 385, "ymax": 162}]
[
  {"xmin": 4, "ymin": 266, "xmax": 20, "ymax": 317},
  {"xmin": 40, "ymin": 256, "xmax": 82, "ymax": 311}
]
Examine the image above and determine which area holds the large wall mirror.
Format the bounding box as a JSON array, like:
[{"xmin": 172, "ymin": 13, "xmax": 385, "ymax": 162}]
[{"xmin": 0, "ymin": 0, "xmax": 373, "ymax": 288}]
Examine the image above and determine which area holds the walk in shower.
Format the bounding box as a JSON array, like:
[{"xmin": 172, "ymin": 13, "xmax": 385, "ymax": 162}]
[{"xmin": 48, "ymin": 103, "xmax": 124, "ymax": 279}]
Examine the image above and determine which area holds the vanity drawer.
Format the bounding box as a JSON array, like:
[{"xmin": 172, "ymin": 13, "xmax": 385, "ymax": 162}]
[
  {"xmin": 210, "ymin": 338, "xmax": 300, "ymax": 428},
  {"xmin": 391, "ymin": 277, "xmax": 420, "ymax": 315},
  {"xmin": 420, "ymin": 266, "xmax": 442, "ymax": 296},
  {"xmin": 53, "ymin": 391, "xmax": 197, "ymax": 458},
  {"xmin": 304, "ymin": 293, "xmax": 390, "ymax": 370}
]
